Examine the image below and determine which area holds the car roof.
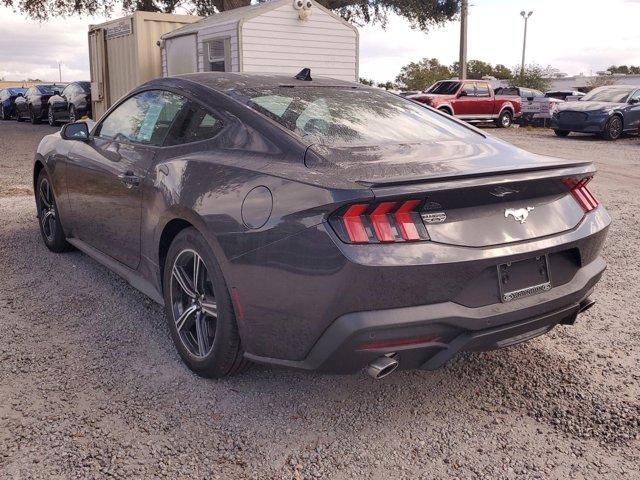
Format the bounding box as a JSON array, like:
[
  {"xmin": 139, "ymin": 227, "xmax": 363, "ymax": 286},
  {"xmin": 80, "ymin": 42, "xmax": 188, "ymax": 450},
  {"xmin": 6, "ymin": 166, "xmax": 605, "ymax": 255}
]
[{"xmin": 170, "ymin": 72, "xmax": 360, "ymax": 92}]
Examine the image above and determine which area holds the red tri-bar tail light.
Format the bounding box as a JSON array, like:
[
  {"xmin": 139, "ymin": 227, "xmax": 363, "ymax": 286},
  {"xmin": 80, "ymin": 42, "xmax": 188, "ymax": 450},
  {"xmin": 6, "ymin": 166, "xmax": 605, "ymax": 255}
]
[
  {"xmin": 330, "ymin": 200, "xmax": 429, "ymax": 244},
  {"xmin": 563, "ymin": 176, "xmax": 599, "ymax": 212}
]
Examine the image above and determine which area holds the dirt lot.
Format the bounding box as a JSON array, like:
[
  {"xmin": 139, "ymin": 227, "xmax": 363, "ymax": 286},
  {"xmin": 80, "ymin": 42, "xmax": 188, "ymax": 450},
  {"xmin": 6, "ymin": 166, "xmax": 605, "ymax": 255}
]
[{"xmin": 0, "ymin": 121, "xmax": 638, "ymax": 479}]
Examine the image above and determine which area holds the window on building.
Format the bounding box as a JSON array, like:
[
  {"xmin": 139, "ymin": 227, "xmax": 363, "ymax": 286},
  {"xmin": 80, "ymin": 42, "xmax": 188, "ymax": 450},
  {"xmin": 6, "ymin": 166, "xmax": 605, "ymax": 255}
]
[{"xmin": 205, "ymin": 39, "xmax": 228, "ymax": 72}]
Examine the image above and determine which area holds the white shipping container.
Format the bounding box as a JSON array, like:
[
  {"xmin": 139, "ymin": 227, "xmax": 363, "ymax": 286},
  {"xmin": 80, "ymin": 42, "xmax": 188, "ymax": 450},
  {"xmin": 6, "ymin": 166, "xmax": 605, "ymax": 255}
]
[{"xmin": 88, "ymin": 12, "xmax": 202, "ymax": 120}]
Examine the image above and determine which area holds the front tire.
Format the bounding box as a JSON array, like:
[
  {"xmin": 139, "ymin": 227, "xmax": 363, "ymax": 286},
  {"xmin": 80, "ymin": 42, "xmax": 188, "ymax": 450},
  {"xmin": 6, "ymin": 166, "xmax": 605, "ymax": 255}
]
[
  {"xmin": 0, "ymin": 105, "xmax": 6, "ymax": 120},
  {"xmin": 48, "ymin": 107, "xmax": 58, "ymax": 126},
  {"xmin": 495, "ymin": 110, "xmax": 513, "ymax": 128},
  {"xmin": 36, "ymin": 170, "xmax": 72, "ymax": 253},
  {"xmin": 29, "ymin": 106, "xmax": 41, "ymax": 125},
  {"xmin": 554, "ymin": 129, "xmax": 570, "ymax": 137},
  {"xmin": 163, "ymin": 228, "xmax": 249, "ymax": 378},
  {"xmin": 602, "ymin": 115, "xmax": 622, "ymax": 140}
]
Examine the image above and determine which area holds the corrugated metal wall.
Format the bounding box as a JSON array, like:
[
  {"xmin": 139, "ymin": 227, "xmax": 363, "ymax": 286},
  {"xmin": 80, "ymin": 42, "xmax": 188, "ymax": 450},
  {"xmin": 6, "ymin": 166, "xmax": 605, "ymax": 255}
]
[{"xmin": 89, "ymin": 12, "xmax": 201, "ymax": 120}]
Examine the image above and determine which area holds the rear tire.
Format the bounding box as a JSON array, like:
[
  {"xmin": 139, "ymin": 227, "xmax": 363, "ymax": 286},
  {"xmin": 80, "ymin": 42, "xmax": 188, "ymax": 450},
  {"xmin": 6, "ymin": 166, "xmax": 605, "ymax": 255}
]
[
  {"xmin": 68, "ymin": 105, "xmax": 77, "ymax": 124},
  {"xmin": 163, "ymin": 228, "xmax": 250, "ymax": 378},
  {"xmin": 601, "ymin": 115, "xmax": 622, "ymax": 140},
  {"xmin": 48, "ymin": 107, "xmax": 58, "ymax": 126},
  {"xmin": 495, "ymin": 110, "xmax": 513, "ymax": 128},
  {"xmin": 29, "ymin": 106, "xmax": 41, "ymax": 125},
  {"xmin": 554, "ymin": 129, "xmax": 570, "ymax": 137},
  {"xmin": 438, "ymin": 107, "xmax": 452, "ymax": 115},
  {"xmin": 36, "ymin": 170, "xmax": 73, "ymax": 253}
]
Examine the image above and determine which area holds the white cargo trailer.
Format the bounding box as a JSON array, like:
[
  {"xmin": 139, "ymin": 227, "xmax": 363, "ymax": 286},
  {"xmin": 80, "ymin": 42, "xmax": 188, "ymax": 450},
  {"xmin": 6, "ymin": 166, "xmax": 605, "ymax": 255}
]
[
  {"xmin": 160, "ymin": 0, "xmax": 359, "ymax": 82},
  {"xmin": 88, "ymin": 12, "xmax": 202, "ymax": 119}
]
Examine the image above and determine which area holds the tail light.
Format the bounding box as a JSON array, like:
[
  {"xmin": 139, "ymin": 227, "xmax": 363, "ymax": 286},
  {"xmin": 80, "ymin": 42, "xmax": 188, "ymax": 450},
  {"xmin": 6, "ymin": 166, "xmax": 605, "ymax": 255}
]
[
  {"xmin": 330, "ymin": 200, "xmax": 429, "ymax": 244},
  {"xmin": 563, "ymin": 177, "xmax": 599, "ymax": 212}
]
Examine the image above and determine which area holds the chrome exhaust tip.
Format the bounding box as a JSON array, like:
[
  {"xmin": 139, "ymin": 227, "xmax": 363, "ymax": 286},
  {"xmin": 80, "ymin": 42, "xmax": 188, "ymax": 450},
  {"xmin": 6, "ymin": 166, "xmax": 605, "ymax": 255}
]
[{"xmin": 366, "ymin": 355, "xmax": 399, "ymax": 379}]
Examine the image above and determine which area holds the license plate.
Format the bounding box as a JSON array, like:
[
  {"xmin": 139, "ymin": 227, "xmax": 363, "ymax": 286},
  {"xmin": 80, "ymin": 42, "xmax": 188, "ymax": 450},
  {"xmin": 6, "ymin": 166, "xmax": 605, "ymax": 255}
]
[{"xmin": 498, "ymin": 256, "xmax": 551, "ymax": 302}]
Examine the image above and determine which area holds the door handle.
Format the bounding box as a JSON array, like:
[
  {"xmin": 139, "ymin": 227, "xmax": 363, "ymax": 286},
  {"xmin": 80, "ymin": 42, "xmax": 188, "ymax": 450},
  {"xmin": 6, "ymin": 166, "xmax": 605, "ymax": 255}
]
[{"xmin": 118, "ymin": 171, "xmax": 140, "ymax": 188}]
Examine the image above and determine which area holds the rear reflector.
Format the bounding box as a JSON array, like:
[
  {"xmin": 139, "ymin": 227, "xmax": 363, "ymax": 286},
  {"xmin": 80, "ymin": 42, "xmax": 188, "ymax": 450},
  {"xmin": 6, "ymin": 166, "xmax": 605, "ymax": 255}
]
[
  {"xmin": 330, "ymin": 200, "xmax": 429, "ymax": 244},
  {"xmin": 563, "ymin": 177, "xmax": 599, "ymax": 212}
]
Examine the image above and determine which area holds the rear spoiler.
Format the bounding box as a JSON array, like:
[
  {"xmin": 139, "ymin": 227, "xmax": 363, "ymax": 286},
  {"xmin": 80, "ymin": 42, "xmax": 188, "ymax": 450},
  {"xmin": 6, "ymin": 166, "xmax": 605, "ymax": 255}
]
[{"xmin": 361, "ymin": 162, "xmax": 596, "ymax": 198}]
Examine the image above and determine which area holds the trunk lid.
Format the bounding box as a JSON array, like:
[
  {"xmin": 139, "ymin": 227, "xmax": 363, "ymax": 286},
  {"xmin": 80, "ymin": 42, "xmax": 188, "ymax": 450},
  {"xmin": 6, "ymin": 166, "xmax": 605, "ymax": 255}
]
[{"xmin": 307, "ymin": 139, "xmax": 594, "ymax": 247}]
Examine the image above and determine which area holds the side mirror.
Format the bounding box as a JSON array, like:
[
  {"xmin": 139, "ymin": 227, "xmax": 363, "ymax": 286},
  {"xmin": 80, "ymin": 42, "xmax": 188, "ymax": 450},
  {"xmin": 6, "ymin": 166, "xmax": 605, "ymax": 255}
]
[
  {"xmin": 61, "ymin": 122, "xmax": 90, "ymax": 141},
  {"xmin": 457, "ymin": 90, "xmax": 468, "ymax": 97},
  {"xmin": 629, "ymin": 98, "xmax": 639, "ymax": 105}
]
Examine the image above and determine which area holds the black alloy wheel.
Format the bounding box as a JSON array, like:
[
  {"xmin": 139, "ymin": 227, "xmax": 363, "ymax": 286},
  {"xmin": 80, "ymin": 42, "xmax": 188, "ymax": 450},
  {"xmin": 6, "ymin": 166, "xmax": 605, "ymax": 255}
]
[
  {"xmin": 602, "ymin": 116, "xmax": 623, "ymax": 140},
  {"xmin": 36, "ymin": 171, "xmax": 72, "ymax": 252},
  {"xmin": 163, "ymin": 228, "xmax": 249, "ymax": 378}
]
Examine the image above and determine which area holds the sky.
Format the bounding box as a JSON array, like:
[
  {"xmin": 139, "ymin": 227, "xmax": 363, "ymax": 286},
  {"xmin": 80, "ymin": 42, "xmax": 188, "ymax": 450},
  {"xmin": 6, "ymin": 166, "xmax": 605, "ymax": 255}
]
[{"xmin": 1, "ymin": 0, "xmax": 640, "ymax": 83}]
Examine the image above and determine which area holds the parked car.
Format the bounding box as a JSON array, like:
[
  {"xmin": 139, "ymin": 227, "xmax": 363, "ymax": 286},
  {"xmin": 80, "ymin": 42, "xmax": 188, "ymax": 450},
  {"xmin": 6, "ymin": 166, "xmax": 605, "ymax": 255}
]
[
  {"xmin": 551, "ymin": 85, "xmax": 640, "ymax": 140},
  {"xmin": 33, "ymin": 73, "xmax": 609, "ymax": 379},
  {"xmin": 495, "ymin": 86, "xmax": 544, "ymax": 99},
  {"xmin": 0, "ymin": 87, "xmax": 28, "ymax": 120},
  {"xmin": 47, "ymin": 81, "xmax": 92, "ymax": 126},
  {"xmin": 546, "ymin": 90, "xmax": 585, "ymax": 101},
  {"xmin": 14, "ymin": 83, "xmax": 66, "ymax": 124},
  {"xmin": 409, "ymin": 80, "xmax": 521, "ymax": 127}
]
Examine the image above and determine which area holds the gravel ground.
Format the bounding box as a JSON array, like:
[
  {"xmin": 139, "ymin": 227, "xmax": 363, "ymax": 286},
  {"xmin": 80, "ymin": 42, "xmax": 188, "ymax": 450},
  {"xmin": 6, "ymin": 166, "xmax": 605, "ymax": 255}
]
[{"xmin": 0, "ymin": 121, "xmax": 638, "ymax": 479}]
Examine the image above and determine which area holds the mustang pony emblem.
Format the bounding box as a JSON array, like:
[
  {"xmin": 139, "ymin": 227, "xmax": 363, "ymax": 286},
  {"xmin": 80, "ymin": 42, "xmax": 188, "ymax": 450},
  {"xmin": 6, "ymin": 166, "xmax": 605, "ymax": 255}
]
[{"xmin": 505, "ymin": 207, "xmax": 534, "ymax": 224}]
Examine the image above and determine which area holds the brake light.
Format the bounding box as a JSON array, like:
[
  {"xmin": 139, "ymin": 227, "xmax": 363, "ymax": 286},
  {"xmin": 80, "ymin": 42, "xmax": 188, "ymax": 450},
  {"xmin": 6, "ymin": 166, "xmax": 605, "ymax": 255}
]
[
  {"xmin": 563, "ymin": 177, "xmax": 599, "ymax": 212},
  {"xmin": 330, "ymin": 200, "xmax": 429, "ymax": 244}
]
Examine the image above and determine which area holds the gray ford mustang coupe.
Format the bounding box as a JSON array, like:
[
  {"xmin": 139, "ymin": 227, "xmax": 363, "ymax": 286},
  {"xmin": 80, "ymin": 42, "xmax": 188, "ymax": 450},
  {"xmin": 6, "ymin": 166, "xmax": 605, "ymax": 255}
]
[{"xmin": 33, "ymin": 72, "xmax": 610, "ymax": 379}]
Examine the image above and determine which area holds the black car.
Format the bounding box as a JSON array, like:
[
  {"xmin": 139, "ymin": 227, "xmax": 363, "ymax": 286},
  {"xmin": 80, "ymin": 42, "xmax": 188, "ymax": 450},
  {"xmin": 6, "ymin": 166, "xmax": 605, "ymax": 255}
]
[
  {"xmin": 14, "ymin": 83, "xmax": 66, "ymax": 124},
  {"xmin": 551, "ymin": 85, "xmax": 640, "ymax": 140},
  {"xmin": 48, "ymin": 81, "xmax": 92, "ymax": 126},
  {"xmin": 33, "ymin": 73, "xmax": 609, "ymax": 379},
  {"xmin": 0, "ymin": 87, "xmax": 27, "ymax": 120}
]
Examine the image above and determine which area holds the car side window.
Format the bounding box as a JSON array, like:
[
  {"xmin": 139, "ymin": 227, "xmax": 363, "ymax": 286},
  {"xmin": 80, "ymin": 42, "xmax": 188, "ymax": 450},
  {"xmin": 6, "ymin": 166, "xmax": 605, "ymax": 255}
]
[
  {"xmin": 475, "ymin": 83, "xmax": 490, "ymax": 97},
  {"xmin": 628, "ymin": 90, "xmax": 640, "ymax": 103},
  {"xmin": 164, "ymin": 102, "xmax": 225, "ymax": 146},
  {"xmin": 462, "ymin": 83, "xmax": 475, "ymax": 96},
  {"xmin": 97, "ymin": 90, "xmax": 186, "ymax": 146}
]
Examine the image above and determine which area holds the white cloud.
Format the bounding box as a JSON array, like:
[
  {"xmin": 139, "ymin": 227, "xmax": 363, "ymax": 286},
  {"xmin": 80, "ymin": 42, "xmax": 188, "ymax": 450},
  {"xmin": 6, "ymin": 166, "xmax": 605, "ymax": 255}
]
[{"xmin": 1, "ymin": 0, "xmax": 640, "ymax": 84}]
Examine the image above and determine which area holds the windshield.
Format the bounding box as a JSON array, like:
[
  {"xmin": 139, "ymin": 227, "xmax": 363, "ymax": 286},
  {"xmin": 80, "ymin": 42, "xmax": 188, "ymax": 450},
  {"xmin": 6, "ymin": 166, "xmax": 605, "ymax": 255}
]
[
  {"xmin": 8, "ymin": 88, "xmax": 26, "ymax": 95},
  {"xmin": 425, "ymin": 81, "xmax": 460, "ymax": 95},
  {"xmin": 581, "ymin": 86, "xmax": 634, "ymax": 103},
  {"xmin": 37, "ymin": 85, "xmax": 62, "ymax": 94},
  {"xmin": 232, "ymin": 86, "xmax": 479, "ymax": 147}
]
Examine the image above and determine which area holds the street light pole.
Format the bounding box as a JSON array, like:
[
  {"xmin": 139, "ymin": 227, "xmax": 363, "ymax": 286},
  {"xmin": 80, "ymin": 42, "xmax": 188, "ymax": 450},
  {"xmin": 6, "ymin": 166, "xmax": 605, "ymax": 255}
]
[
  {"xmin": 520, "ymin": 10, "xmax": 533, "ymax": 80},
  {"xmin": 459, "ymin": 0, "xmax": 468, "ymax": 80}
]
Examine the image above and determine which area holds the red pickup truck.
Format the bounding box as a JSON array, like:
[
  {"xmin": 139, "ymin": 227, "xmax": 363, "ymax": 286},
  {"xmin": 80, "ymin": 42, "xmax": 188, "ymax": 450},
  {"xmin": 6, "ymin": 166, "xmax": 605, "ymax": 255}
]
[{"xmin": 409, "ymin": 80, "xmax": 521, "ymax": 127}]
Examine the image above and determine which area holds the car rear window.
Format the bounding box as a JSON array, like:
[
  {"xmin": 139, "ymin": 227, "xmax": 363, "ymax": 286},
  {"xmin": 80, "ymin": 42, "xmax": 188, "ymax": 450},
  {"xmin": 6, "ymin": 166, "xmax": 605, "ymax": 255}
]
[
  {"xmin": 425, "ymin": 81, "xmax": 460, "ymax": 94},
  {"xmin": 232, "ymin": 86, "xmax": 480, "ymax": 147},
  {"xmin": 37, "ymin": 85, "xmax": 60, "ymax": 94}
]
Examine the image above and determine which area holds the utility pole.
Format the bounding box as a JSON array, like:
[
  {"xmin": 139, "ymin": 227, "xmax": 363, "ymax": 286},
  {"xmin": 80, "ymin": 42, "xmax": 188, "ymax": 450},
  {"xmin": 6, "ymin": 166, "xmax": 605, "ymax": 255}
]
[
  {"xmin": 520, "ymin": 11, "xmax": 533, "ymax": 80},
  {"xmin": 458, "ymin": 0, "xmax": 468, "ymax": 80},
  {"xmin": 56, "ymin": 60, "xmax": 62, "ymax": 83}
]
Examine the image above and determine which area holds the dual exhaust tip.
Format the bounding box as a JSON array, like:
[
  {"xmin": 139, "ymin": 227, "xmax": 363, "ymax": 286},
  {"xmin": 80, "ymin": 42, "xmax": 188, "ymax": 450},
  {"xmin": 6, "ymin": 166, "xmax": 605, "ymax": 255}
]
[{"xmin": 366, "ymin": 354, "xmax": 399, "ymax": 379}]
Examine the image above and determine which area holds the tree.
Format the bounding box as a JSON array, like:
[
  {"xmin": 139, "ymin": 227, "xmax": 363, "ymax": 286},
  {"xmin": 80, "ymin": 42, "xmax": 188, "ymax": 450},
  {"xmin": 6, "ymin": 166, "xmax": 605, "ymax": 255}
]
[
  {"xmin": 3, "ymin": 0, "xmax": 461, "ymax": 28},
  {"xmin": 395, "ymin": 58, "xmax": 452, "ymax": 91},
  {"xmin": 359, "ymin": 78, "xmax": 375, "ymax": 86},
  {"xmin": 492, "ymin": 64, "xmax": 511, "ymax": 80},
  {"xmin": 377, "ymin": 81, "xmax": 396, "ymax": 90},
  {"xmin": 508, "ymin": 64, "xmax": 550, "ymax": 92}
]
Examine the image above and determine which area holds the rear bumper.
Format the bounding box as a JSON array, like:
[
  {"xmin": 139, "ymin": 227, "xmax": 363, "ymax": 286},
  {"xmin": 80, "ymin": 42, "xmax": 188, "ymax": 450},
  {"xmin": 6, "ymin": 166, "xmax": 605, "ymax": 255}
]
[{"xmin": 244, "ymin": 255, "xmax": 605, "ymax": 373}]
